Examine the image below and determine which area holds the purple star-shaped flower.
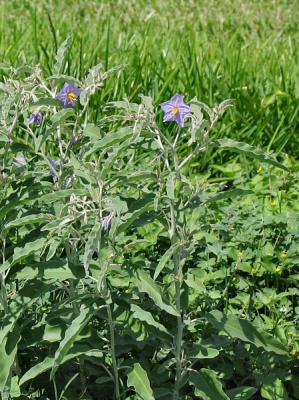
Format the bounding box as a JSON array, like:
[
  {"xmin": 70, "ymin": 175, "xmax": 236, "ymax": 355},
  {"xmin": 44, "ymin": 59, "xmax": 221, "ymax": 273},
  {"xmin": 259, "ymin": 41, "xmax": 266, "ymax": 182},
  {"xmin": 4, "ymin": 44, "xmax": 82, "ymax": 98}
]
[
  {"xmin": 28, "ymin": 110, "xmax": 42, "ymax": 126},
  {"xmin": 56, "ymin": 82, "xmax": 81, "ymax": 108},
  {"xmin": 160, "ymin": 93, "xmax": 190, "ymax": 128}
]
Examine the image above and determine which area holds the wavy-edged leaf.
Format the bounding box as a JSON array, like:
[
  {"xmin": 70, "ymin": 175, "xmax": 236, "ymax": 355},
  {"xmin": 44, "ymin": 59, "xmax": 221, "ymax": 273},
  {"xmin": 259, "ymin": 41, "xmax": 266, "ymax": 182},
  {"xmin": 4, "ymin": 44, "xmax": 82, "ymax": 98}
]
[
  {"xmin": 133, "ymin": 269, "xmax": 179, "ymax": 316},
  {"xmin": 154, "ymin": 242, "xmax": 181, "ymax": 280},
  {"xmin": 51, "ymin": 304, "xmax": 97, "ymax": 379},
  {"xmin": 50, "ymin": 108, "xmax": 75, "ymax": 126},
  {"xmin": 85, "ymin": 127, "xmax": 132, "ymax": 156},
  {"xmin": 32, "ymin": 97, "xmax": 61, "ymax": 108},
  {"xmin": 83, "ymin": 221, "xmax": 101, "ymax": 276},
  {"xmin": 0, "ymin": 281, "xmax": 53, "ymax": 344},
  {"xmin": 127, "ymin": 363, "xmax": 154, "ymax": 400},
  {"xmin": 188, "ymin": 343, "xmax": 219, "ymax": 359},
  {"xmin": 117, "ymin": 194, "xmax": 154, "ymax": 234},
  {"xmin": 189, "ymin": 369, "xmax": 229, "ymax": 400},
  {"xmin": 0, "ymin": 237, "xmax": 47, "ymax": 274},
  {"xmin": 20, "ymin": 344, "xmax": 102, "ymax": 386},
  {"xmin": 227, "ymin": 386, "xmax": 257, "ymax": 400},
  {"xmin": 8, "ymin": 259, "xmax": 84, "ymax": 282},
  {"xmin": 206, "ymin": 310, "xmax": 288, "ymax": 355},
  {"xmin": 211, "ymin": 138, "xmax": 288, "ymax": 171},
  {"xmin": 39, "ymin": 188, "xmax": 89, "ymax": 203},
  {"xmin": 261, "ymin": 378, "xmax": 289, "ymax": 400},
  {"xmin": 185, "ymin": 189, "xmax": 252, "ymax": 210},
  {"xmin": 53, "ymin": 37, "xmax": 72, "ymax": 74},
  {"xmin": 0, "ymin": 325, "xmax": 20, "ymax": 392},
  {"xmin": 131, "ymin": 304, "xmax": 171, "ymax": 338},
  {"xmin": 166, "ymin": 172, "xmax": 175, "ymax": 200},
  {"xmin": 4, "ymin": 213, "xmax": 52, "ymax": 230},
  {"xmin": 83, "ymin": 124, "xmax": 102, "ymax": 141}
]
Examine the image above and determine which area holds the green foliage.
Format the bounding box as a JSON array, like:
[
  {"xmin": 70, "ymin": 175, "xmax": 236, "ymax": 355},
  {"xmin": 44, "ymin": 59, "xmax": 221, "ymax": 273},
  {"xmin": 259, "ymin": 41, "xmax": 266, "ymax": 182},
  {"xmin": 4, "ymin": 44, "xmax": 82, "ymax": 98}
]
[
  {"xmin": 0, "ymin": 3, "xmax": 298, "ymax": 399},
  {"xmin": 127, "ymin": 363, "xmax": 155, "ymax": 400}
]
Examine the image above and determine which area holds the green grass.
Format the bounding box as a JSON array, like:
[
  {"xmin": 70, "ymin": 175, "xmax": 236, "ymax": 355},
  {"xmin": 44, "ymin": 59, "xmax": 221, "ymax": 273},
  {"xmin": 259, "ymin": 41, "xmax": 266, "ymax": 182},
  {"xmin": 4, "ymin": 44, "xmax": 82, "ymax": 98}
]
[{"xmin": 0, "ymin": 0, "xmax": 298, "ymax": 155}]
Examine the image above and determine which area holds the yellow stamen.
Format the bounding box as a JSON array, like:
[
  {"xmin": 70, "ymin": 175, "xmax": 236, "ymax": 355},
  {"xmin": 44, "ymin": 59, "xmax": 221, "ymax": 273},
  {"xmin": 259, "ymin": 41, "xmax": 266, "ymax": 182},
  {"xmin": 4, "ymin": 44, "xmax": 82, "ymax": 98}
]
[
  {"xmin": 172, "ymin": 106, "xmax": 179, "ymax": 115},
  {"xmin": 275, "ymin": 266, "xmax": 281, "ymax": 273},
  {"xmin": 67, "ymin": 92, "xmax": 77, "ymax": 102}
]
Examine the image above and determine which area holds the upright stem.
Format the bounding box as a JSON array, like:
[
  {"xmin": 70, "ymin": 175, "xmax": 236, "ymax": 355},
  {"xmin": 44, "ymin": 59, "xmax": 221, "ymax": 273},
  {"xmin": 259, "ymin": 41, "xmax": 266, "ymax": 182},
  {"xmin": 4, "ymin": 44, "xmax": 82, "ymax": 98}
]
[
  {"xmin": 0, "ymin": 238, "xmax": 8, "ymax": 313},
  {"xmin": 170, "ymin": 198, "xmax": 184, "ymax": 400},
  {"xmin": 106, "ymin": 293, "xmax": 120, "ymax": 400}
]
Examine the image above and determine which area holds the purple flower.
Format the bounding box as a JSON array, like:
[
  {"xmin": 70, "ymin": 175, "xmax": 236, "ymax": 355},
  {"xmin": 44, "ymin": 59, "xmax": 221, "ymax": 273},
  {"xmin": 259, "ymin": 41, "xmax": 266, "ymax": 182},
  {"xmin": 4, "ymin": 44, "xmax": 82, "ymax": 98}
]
[
  {"xmin": 160, "ymin": 93, "xmax": 190, "ymax": 128},
  {"xmin": 102, "ymin": 214, "xmax": 113, "ymax": 232},
  {"xmin": 56, "ymin": 82, "xmax": 81, "ymax": 108},
  {"xmin": 28, "ymin": 110, "xmax": 42, "ymax": 126},
  {"xmin": 47, "ymin": 156, "xmax": 59, "ymax": 182}
]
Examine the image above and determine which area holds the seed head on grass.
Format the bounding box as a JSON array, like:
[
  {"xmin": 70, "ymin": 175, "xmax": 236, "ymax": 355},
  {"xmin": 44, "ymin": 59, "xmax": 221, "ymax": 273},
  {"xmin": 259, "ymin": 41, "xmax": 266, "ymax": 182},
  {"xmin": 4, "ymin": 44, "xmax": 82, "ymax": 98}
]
[
  {"xmin": 56, "ymin": 82, "xmax": 81, "ymax": 108},
  {"xmin": 160, "ymin": 93, "xmax": 190, "ymax": 128}
]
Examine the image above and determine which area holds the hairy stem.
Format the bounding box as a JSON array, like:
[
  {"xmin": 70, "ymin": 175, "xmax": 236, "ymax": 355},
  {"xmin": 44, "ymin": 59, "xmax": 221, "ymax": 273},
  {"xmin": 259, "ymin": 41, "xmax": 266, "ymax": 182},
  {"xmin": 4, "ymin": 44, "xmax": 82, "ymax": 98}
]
[
  {"xmin": 170, "ymin": 198, "xmax": 183, "ymax": 400},
  {"xmin": 106, "ymin": 299, "xmax": 120, "ymax": 400}
]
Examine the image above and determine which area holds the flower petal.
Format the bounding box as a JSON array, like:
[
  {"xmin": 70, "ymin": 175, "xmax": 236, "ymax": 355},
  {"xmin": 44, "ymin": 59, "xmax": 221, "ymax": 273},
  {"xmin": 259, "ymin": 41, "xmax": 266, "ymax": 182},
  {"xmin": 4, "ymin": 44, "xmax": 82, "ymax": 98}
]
[
  {"xmin": 163, "ymin": 111, "xmax": 174, "ymax": 122},
  {"xmin": 170, "ymin": 93, "xmax": 184, "ymax": 106},
  {"xmin": 173, "ymin": 112, "xmax": 185, "ymax": 127}
]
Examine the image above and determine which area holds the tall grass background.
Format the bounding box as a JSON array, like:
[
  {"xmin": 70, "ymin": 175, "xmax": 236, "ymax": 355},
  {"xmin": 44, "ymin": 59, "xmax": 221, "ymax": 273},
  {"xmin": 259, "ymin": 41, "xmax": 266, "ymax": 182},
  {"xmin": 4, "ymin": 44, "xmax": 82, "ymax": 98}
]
[{"xmin": 0, "ymin": 0, "xmax": 298, "ymax": 158}]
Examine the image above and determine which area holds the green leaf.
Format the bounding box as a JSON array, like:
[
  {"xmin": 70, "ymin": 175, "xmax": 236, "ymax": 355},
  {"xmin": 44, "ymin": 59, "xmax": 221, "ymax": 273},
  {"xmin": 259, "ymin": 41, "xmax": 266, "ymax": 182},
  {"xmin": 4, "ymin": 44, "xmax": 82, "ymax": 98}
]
[
  {"xmin": 154, "ymin": 242, "xmax": 181, "ymax": 280},
  {"xmin": 85, "ymin": 127, "xmax": 132, "ymax": 155},
  {"xmin": 53, "ymin": 37, "xmax": 72, "ymax": 74},
  {"xmin": 0, "ymin": 325, "xmax": 20, "ymax": 392},
  {"xmin": 20, "ymin": 344, "xmax": 102, "ymax": 386},
  {"xmin": 166, "ymin": 172, "xmax": 175, "ymax": 200},
  {"xmin": 127, "ymin": 363, "xmax": 154, "ymax": 400},
  {"xmin": 188, "ymin": 343, "xmax": 219, "ymax": 359},
  {"xmin": 206, "ymin": 310, "xmax": 288, "ymax": 355},
  {"xmin": 39, "ymin": 188, "xmax": 89, "ymax": 203},
  {"xmin": 189, "ymin": 369, "xmax": 230, "ymax": 400},
  {"xmin": 261, "ymin": 378, "xmax": 289, "ymax": 400},
  {"xmin": 31, "ymin": 97, "xmax": 62, "ymax": 107},
  {"xmin": 186, "ymin": 189, "xmax": 253, "ymax": 210},
  {"xmin": 83, "ymin": 221, "xmax": 101, "ymax": 276},
  {"xmin": 9, "ymin": 376, "xmax": 20, "ymax": 398},
  {"xmin": 0, "ymin": 282, "xmax": 53, "ymax": 345},
  {"xmin": 68, "ymin": 154, "xmax": 97, "ymax": 185},
  {"xmin": 131, "ymin": 304, "xmax": 171, "ymax": 338},
  {"xmin": 133, "ymin": 269, "xmax": 179, "ymax": 316},
  {"xmin": 117, "ymin": 194, "xmax": 154, "ymax": 234},
  {"xmin": 8, "ymin": 259, "xmax": 84, "ymax": 281},
  {"xmin": 84, "ymin": 124, "xmax": 102, "ymax": 141},
  {"xmin": 4, "ymin": 213, "xmax": 52, "ymax": 230},
  {"xmin": 0, "ymin": 237, "xmax": 47, "ymax": 274},
  {"xmin": 211, "ymin": 138, "xmax": 288, "ymax": 171},
  {"xmin": 51, "ymin": 305, "xmax": 97, "ymax": 379},
  {"xmin": 47, "ymin": 74, "xmax": 80, "ymax": 84},
  {"xmin": 227, "ymin": 386, "xmax": 257, "ymax": 400},
  {"xmin": 50, "ymin": 108, "xmax": 75, "ymax": 126}
]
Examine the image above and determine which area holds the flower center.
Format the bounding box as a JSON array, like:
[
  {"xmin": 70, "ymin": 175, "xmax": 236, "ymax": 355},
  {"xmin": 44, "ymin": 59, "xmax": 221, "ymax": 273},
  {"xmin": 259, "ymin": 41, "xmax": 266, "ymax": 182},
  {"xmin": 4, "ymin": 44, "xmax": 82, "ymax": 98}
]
[
  {"xmin": 172, "ymin": 106, "xmax": 179, "ymax": 115},
  {"xmin": 67, "ymin": 92, "xmax": 77, "ymax": 102}
]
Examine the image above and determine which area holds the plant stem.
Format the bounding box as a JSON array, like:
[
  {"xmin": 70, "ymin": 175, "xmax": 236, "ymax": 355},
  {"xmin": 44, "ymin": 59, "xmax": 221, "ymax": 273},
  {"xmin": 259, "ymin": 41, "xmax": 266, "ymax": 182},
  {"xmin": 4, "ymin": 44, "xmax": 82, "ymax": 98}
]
[
  {"xmin": 0, "ymin": 238, "xmax": 8, "ymax": 313},
  {"xmin": 106, "ymin": 299, "xmax": 120, "ymax": 400},
  {"xmin": 169, "ymin": 198, "xmax": 184, "ymax": 400}
]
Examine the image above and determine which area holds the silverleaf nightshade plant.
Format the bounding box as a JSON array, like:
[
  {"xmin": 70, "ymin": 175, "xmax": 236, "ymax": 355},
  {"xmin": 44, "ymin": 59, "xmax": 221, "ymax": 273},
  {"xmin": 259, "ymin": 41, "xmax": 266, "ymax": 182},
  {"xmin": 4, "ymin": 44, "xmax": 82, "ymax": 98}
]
[
  {"xmin": 28, "ymin": 110, "xmax": 42, "ymax": 125},
  {"xmin": 160, "ymin": 93, "xmax": 191, "ymax": 127},
  {"xmin": 56, "ymin": 82, "xmax": 81, "ymax": 108},
  {"xmin": 0, "ymin": 42, "xmax": 291, "ymax": 400}
]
